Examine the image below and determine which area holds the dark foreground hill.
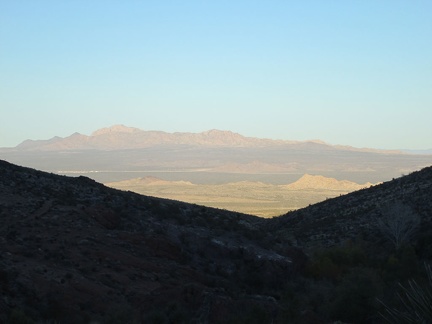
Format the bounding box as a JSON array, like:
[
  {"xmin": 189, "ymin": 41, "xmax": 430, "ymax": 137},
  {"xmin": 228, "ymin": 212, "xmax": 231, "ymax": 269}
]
[
  {"xmin": 269, "ymin": 166, "xmax": 432, "ymax": 250},
  {"xmin": 1, "ymin": 159, "xmax": 432, "ymax": 323},
  {"xmin": 0, "ymin": 160, "xmax": 302, "ymax": 323}
]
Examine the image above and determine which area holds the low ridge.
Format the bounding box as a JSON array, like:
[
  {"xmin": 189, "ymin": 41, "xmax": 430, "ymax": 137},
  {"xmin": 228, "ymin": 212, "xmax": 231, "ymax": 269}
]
[{"xmin": 284, "ymin": 174, "xmax": 373, "ymax": 191}]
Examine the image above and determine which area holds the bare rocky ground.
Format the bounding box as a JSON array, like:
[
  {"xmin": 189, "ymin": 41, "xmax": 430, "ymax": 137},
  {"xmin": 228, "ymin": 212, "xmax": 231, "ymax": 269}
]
[{"xmin": 1, "ymin": 159, "xmax": 432, "ymax": 323}]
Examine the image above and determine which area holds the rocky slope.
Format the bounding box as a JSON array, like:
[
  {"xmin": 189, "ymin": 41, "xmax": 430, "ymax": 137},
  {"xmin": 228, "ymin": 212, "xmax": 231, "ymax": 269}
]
[
  {"xmin": 0, "ymin": 160, "xmax": 301, "ymax": 323},
  {"xmin": 269, "ymin": 166, "xmax": 432, "ymax": 250},
  {"xmin": 1, "ymin": 159, "xmax": 432, "ymax": 323}
]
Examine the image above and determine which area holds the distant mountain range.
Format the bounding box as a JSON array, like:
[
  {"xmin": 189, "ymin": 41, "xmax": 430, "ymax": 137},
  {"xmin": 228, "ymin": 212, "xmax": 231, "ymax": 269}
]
[
  {"xmin": 14, "ymin": 125, "xmax": 291, "ymax": 150},
  {"xmin": 402, "ymin": 148, "xmax": 432, "ymax": 155},
  {"xmin": 12, "ymin": 124, "xmax": 400, "ymax": 153},
  {"xmin": 1, "ymin": 125, "xmax": 431, "ymax": 186}
]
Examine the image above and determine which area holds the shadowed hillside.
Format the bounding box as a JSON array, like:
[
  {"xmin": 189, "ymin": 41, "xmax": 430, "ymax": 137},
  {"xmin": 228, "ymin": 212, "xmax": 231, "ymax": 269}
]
[
  {"xmin": 269, "ymin": 166, "xmax": 432, "ymax": 251},
  {"xmin": 0, "ymin": 160, "xmax": 300, "ymax": 323},
  {"xmin": 1, "ymin": 159, "xmax": 432, "ymax": 323}
]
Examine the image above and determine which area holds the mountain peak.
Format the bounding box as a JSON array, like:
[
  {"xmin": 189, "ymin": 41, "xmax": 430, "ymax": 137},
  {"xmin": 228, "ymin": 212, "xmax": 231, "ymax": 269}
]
[
  {"xmin": 91, "ymin": 124, "xmax": 141, "ymax": 136},
  {"xmin": 201, "ymin": 129, "xmax": 239, "ymax": 136}
]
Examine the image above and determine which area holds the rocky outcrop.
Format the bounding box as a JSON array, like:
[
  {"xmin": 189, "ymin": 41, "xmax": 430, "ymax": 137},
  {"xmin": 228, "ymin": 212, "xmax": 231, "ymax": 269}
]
[{"xmin": 283, "ymin": 174, "xmax": 373, "ymax": 191}]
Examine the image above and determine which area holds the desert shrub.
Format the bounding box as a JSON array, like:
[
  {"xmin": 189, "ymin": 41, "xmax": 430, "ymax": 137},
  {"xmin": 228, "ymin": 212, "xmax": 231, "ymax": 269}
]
[
  {"xmin": 164, "ymin": 302, "xmax": 188, "ymax": 323},
  {"xmin": 379, "ymin": 263, "xmax": 432, "ymax": 324},
  {"xmin": 145, "ymin": 310, "xmax": 168, "ymax": 324},
  {"xmin": 377, "ymin": 202, "xmax": 420, "ymax": 249},
  {"xmin": 7, "ymin": 309, "xmax": 34, "ymax": 324},
  {"xmin": 277, "ymin": 285, "xmax": 301, "ymax": 322},
  {"xmin": 243, "ymin": 271, "xmax": 264, "ymax": 291},
  {"xmin": 329, "ymin": 267, "xmax": 383, "ymax": 323},
  {"xmin": 307, "ymin": 245, "xmax": 367, "ymax": 280},
  {"xmin": 227, "ymin": 305, "xmax": 272, "ymax": 324},
  {"xmin": 416, "ymin": 230, "xmax": 432, "ymax": 259},
  {"xmin": 326, "ymin": 246, "xmax": 366, "ymax": 266},
  {"xmin": 382, "ymin": 245, "xmax": 420, "ymax": 282},
  {"xmin": 307, "ymin": 256, "xmax": 341, "ymax": 280},
  {"xmin": 144, "ymin": 302, "xmax": 188, "ymax": 324},
  {"xmin": 104, "ymin": 304, "xmax": 138, "ymax": 324}
]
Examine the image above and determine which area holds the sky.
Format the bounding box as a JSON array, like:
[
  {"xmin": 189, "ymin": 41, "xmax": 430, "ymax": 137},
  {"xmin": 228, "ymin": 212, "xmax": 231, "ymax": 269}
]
[{"xmin": 1, "ymin": 1, "xmax": 431, "ymax": 150}]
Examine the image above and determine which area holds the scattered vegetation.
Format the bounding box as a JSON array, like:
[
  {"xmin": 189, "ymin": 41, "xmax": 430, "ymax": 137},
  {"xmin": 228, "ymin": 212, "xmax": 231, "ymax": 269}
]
[
  {"xmin": 377, "ymin": 202, "xmax": 420, "ymax": 249},
  {"xmin": 379, "ymin": 263, "xmax": 432, "ymax": 323}
]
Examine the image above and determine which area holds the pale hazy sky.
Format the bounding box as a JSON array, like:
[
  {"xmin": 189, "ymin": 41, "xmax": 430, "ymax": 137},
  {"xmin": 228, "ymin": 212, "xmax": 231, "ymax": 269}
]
[{"xmin": 1, "ymin": 1, "xmax": 431, "ymax": 149}]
